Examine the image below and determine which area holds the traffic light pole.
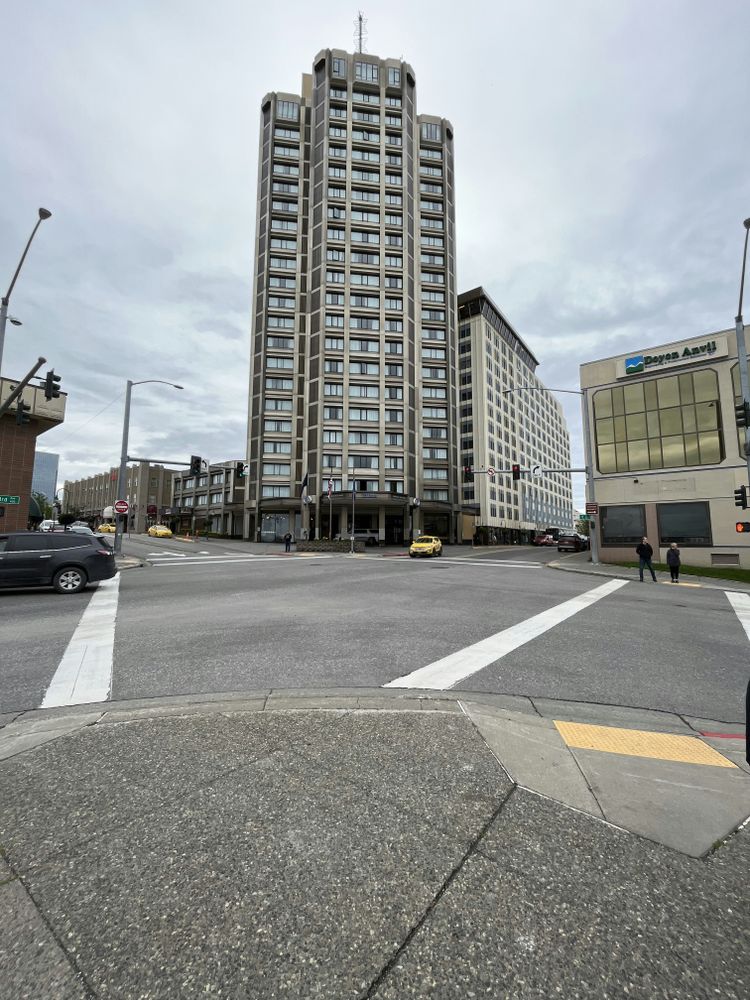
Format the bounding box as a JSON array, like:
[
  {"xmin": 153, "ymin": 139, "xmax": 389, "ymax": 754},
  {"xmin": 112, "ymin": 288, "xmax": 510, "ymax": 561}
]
[
  {"xmin": 735, "ymin": 220, "xmax": 750, "ymax": 487},
  {"xmin": 0, "ymin": 356, "xmax": 46, "ymax": 419},
  {"xmin": 113, "ymin": 380, "xmax": 133, "ymax": 555}
]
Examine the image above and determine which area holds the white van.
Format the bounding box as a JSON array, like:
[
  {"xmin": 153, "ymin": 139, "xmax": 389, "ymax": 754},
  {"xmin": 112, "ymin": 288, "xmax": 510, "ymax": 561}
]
[{"xmin": 39, "ymin": 520, "xmax": 60, "ymax": 532}]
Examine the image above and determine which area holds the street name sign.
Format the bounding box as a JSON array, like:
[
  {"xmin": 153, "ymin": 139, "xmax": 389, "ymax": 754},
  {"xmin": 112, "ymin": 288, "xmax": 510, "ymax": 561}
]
[{"xmin": 0, "ymin": 495, "xmax": 21, "ymax": 504}]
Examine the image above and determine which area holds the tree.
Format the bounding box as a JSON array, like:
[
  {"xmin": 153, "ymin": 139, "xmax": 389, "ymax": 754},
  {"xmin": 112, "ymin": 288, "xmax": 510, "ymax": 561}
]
[
  {"xmin": 58, "ymin": 512, "xmax": 77, "ymax": 528},
  {"xmin": 32, "ymin": 492, "xmax": 53, "ymax": 519}
]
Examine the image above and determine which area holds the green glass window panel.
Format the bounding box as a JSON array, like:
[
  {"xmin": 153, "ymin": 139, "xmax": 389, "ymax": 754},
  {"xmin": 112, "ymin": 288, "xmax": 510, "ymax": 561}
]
[
  {"xmin": 611, "ymin": 387, "xmax": 625, "ymax": 416},
  {"xmin": 623, "ymin": 382, "xmax": 645, "ymax": 414},
  {"xmin": 596, "ymin": 418, "xmax": 614, "ymax": 444},
  {"xmin": 616, "ymin": 442, "xmax": 629, "ymax": 471},
  {"xmin": 649, "ymin": 438, "xmax": 662, "ymax": 468},
  {"xmin": 662, "ymin": 435, "xmax": 685, "ymax": 467},
  {"xmin": 593, "ymin": 389, "xmax": 612, "ymax": 418},
  {"xmin": 628, "ymin": 439, "xmax": 649, "ymax": 470},
  {"xmin": 659, "ymin": 407, "xmax": 682, "ymax": 436},
  {"xmin": 695, "ymin": 402, "xmax": 718, "ymax": 431},
  {"xmin": 614, "ymin": 415, "xmax": 627, "ymax": 441},
  {"xmin": 626, "ymin": 412, "xmax": 647, "ymax": 439},
  {"xmin": 646, "ymin": 410, "xmax": 660, "ymax": 436},
  {"xmin": 698, "ymin": 431, "xmax": 721, "ymax": 464},
  {"xmin": 678, "ymin": 373, "xmax": 694, "ymax": 404},
  {"xmin": 693, "ymin": 369, "xmax": 718, "ymax": 403},
  {"xmin": 682, "ymin": 406, "xmax": 697, "ymax": 433},
  {"xmin": 684, "ymin": 433, "xmax": 699, "ymax": 465},
  {"xmin": 657, "ymin": 376, "xmax": 680, "ymax": 408},
  {"xmin": 598, "ymin": 444, "xmax": 616, "ymax": 474},
  {"xmin": 644, "ymin": 381, "xmax": 658, "ymax": 410}
]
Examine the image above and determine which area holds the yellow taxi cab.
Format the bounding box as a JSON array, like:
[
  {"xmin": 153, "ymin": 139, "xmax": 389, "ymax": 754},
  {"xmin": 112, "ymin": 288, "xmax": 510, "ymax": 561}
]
[
  {"xmin": 409, "ymin": 535, "xmax": 443, "ymax": 558},
  {"xmin": 148, "ymin": 524, "xmax": 173, "ymax": 538},
  {"xmin": 98, "ymin": 523, "xmax": 116, "ymax": 533}
]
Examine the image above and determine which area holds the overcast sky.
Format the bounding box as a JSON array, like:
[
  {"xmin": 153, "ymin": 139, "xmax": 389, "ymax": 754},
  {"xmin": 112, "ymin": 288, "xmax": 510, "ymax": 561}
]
[{"xmin": 2, "ymin": 0, "xmax": 748, "ymax": 508}]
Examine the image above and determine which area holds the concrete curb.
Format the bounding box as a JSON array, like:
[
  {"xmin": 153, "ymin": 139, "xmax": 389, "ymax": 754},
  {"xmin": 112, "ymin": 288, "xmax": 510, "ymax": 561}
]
[
  {"xmin": 114, "ymin": 556, "xmax": 145, "ymax": 571},
  {"xmin": 547, "ymin": 557, "xmax": 750, "ymax": 592}
]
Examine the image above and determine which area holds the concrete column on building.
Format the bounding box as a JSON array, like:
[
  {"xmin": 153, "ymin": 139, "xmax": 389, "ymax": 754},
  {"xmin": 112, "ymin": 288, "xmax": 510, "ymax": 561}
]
[{"xmin": 378, "ymin": 506, "xmax": 386, "ymax": 544}]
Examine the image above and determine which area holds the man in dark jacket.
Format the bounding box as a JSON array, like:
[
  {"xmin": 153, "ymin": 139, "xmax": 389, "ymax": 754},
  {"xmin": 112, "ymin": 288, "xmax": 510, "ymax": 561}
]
[{"xmin": 635, "ymin": 537, "xmax": 657, "ymax": 582}]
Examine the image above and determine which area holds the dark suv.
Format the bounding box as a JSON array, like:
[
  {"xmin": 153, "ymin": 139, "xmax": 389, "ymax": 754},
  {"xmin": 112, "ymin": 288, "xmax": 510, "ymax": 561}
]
[{"xmin": 0, "ymin": 531, "xmax": 117, "ymax": 594}]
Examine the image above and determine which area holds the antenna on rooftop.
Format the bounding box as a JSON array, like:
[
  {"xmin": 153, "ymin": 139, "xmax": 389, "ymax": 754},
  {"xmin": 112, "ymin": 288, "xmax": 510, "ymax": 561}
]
[{"xmin": 354, "ymin": 11, "xmax": 367, "ymax": 53}]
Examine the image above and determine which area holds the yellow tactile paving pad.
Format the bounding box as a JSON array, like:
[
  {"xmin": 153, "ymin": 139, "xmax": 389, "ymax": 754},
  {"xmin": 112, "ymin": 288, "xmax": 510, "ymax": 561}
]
[{"xmin": 554, "ymin": 721, "xmax": 737, "ymax": 768}]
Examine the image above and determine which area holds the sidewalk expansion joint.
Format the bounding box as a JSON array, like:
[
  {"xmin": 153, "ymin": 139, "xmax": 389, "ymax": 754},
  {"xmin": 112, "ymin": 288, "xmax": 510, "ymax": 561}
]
[
  {"xmin": 362, "ymin": 785, "xmax": 517, "ymax": 998},
  {"xmin": 3, "ymin": 851, "xmax": 99, "ymax": 999}
]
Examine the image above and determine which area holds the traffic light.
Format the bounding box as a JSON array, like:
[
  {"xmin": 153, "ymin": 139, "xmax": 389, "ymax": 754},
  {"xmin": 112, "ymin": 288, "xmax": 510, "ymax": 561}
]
[
  {"xmin": 463, "ymin": 466, "xmax": 473, "ymax": 482},
  {"xmin": 15, "ymin": 399, "xmax": 31, "ymax": 425},
  {"xmin": 736, "ymin": 522, "xmax": 750, "ymax": 533},
  {"xmin": 511, "ymin": 463, "xmax": 521, "ymax": 482},
  {"xmin": 235, "ymin": 462, "xmax": 246, "ymax": 478},
  {"xmin": 735, "ymin": 485, "xmax": 748, "ymax": 510},
  {"xmin": 43, "ymin": 370, "xmax": 62, "ymax": 400},
  {"xmin": 189, "ymin": 455, "xmax": 202, "ymax": 476},
  {"xmin": 736, "ymin": 400, "xmax": 750, "ymax": 428}
]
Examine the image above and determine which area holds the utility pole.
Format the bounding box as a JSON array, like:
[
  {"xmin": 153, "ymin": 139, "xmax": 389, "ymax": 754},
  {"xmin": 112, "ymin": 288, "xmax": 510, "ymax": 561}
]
[{"xmin": 734, "ymin": 218, "xmax": 750, "ymax": 486}]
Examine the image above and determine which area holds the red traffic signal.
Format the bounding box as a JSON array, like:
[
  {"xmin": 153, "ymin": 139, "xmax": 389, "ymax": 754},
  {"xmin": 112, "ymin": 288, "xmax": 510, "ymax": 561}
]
[
  {"xmin": 736, "ymin": 522, "xmax": 750, "ymax": 533},
  {"xmin": 511, "ymin": 463, "xmax": 521, "ymax": 482}
]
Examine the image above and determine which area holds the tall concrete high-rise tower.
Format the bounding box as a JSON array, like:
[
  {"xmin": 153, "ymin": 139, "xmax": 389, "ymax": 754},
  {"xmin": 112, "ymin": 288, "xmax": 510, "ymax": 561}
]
[{"xmin": 245, "ymin": 48, "xmax": 458, "ymax": 544}]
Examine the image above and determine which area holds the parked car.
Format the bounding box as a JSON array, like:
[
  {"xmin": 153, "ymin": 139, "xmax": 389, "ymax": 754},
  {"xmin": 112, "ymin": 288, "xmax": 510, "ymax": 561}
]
[
  {"xmin": 0, "ymin": 531, "xmax": 117, "ymax": 594},
  {"xmin": 557, "ymin": 531, "xmax": 586, "ymax": 552},
  {"xmin": 98, "ymin": 523, "xmax": 117, "ymax": 533},
  {"xmin": 533, "ymin": 533, "xmax": 555, "ymax": 546},
  {"xmin": 39, "ymin": 519, "xmax": 59, "ymax": 532},
  {"xmin": 334, "ymin": 530, "xmax": 379, "ymax": 546},
  {"xmin": 148, "ymin": 524, "xmax": 173, "ymax": 538},
  {"xmin": 409, "ymin": 535, "xmax": 443, "ymax": 558}
]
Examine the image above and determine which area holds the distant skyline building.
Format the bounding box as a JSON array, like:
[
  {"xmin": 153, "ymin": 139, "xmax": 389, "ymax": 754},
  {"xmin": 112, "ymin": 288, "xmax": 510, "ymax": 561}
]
[
  {"xmin": 245, "ymin": 47, "xmax": 459, "ymax": 543},
  {"xmin": 457, "ymin": 288, "xmax": 574, "ymax": 542},
  {"xmin": 31, "ymin": 450, "xmax": 59, "ymax": 503}
]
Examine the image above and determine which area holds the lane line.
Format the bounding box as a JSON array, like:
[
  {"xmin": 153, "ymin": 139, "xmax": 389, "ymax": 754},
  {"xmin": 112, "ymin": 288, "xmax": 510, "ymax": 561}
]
[
  {"xmin": 725, "ymin": 591, "xmax": 750, "ymax": 642},
  {"xmin": 41, "ymin": 576, "xmax": 121, "ymax": 708},
  {"xmin": 384, "ymin": 578, "xmax": 629, "ymax": 690},
  {"xmin": 149, "ymin": 555, "xmax": 334, "ymax": 568}
]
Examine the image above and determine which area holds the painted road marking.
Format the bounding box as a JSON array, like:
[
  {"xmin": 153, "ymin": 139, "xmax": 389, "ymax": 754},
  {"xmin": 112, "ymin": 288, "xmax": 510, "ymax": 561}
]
[
  {"xmin": 726, "ymin": 591, "xmax": 750, "ymax": 642},
  {"xmin": 437, "ymin": 558, "xmax": 541, "ymax": 569},
  {"xmin": 41, "ymin": 577, "xmax": 121, "ymax": 708},
  {"xmin": 149, "ymin": 555, "xmax": 334, "ymax": 568},
  {"xmin": 384, "ymin": 578, "xmax": 628, "ymax": 690},
  {"xmin": 554, "ymin": 721, "xmax": 737, "ymax": 768}
]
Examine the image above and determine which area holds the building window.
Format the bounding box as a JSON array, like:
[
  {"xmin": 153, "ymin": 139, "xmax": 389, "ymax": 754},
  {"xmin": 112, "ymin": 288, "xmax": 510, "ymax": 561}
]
[
  {"xmin": 262, "ymin": 485, "xmax": 291, "ymax": 498},
  {"xmin": 355, "ymin": 61, "xmax": 378, "ymax": 83},
  {"xmin": 421, "ymin": 122, "xmax": 442, "ymax": 142},
  {"xmin": 387, "ymin": 67, "xmax": 401, "ymax": 86},
  {"xmin": 657, "ymin": 502, "xmax": 712, "ymax": 547},
  {"xmin": 600, "ymin": 505, "xmax": 646, "ymax": 546},
  {"xmin": 593, "ymin": 370, "xmax": 722, "ymax": 473},
  {"xmin": 277, "ymin": 100, "xmax": 299, "ymax": 120},
  {"xmin": 332, "ymin": 57, "xmax": 346, "ymax": 76}
]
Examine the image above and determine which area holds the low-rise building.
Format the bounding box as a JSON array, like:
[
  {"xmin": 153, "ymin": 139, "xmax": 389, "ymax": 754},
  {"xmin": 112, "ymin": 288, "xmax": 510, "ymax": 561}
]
[
  {"xmin": 0, "ymin": 377, "xmax": 66, "ymax": 531},
  {"xmin": 580, "ymin": 325, "xmax": 750, "ymax": 568},
  {"xmin": 64, "ymin": 462, "xmax": 172, "ymax": 533},
  {"xmin": 169, "ymin": 461, "xmax": 246, "ymax": 537},
  {"xmin": 457, "ymin": 288, "xmax": 574, "ymax": 543}
]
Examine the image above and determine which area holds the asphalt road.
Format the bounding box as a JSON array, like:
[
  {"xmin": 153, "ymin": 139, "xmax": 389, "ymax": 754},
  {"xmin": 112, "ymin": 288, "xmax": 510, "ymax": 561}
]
[{"xmin": 1, "ymin": 539, "xmax": 748, "ymax": 721}]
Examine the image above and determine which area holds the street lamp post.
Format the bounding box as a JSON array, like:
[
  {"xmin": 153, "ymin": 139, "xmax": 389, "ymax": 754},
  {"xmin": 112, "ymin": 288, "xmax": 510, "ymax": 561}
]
[
  {"xmin": 735, "ymin": 218, "xmax": 750, "ymax": 485},
  {"xmin": 503, "ymin": 386, "xmax": 600, "ymax": 565},
  {"xmin": 113, "ymin": 379, "xmax": 183, "ymax": 554},
  {"xmin": 0, "ymin": 208, "xmax": 52, "ymax": 376}
]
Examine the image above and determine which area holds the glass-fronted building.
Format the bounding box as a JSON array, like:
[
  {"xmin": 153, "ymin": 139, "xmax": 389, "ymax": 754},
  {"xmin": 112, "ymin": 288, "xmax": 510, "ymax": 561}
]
[{"xmin": 580, "ymin": 327, "xmax": 750, "ymax": 567}]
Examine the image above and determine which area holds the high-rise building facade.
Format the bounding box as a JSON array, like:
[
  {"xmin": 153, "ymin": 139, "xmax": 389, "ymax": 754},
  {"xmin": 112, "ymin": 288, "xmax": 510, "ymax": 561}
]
[
  {"xmin": 458, "ymin": 288, "xmax": 574, "ymax": 542},
  {"xmin": 246, "ymin": 48, "xmax": 459, "ymax": 544},
  {"xmin": 31, "ymin": 450, "xmax": 59, "ymax": 504}
]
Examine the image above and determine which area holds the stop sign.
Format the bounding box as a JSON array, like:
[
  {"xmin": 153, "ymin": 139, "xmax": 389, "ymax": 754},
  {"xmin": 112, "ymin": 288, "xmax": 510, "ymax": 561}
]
[{"xmin": 114, "ymin": 499, "xmax": 129, "ymax": 514}]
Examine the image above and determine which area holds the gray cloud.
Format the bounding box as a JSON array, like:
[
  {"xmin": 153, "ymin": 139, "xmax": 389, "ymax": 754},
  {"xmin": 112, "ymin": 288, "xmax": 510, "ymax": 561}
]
[{"xmin": 2, "ymin": 0, "xmax": 748, "ymax": 512}]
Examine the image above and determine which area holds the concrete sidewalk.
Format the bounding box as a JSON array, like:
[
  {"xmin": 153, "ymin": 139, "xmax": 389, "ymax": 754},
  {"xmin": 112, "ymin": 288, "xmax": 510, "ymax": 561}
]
[
  {"xmin": 551, "ymin": 549, "xmax": 750, "ymax": 592},
  {"xmin": 1, "ymin": 690, "xmax": 748, "ymax": 999}
]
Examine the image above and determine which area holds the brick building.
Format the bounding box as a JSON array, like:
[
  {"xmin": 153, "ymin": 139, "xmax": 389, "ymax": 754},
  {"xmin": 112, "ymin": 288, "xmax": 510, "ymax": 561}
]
[{"xmin": 0, "ymin": 376, "xmax": 66, "ymax": 531}]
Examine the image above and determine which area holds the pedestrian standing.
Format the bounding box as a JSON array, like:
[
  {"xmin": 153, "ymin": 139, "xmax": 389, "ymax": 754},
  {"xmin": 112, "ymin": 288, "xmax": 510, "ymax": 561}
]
[
  {"xmin": 635, "ymin": 536, "xmax": 657, "ymax": 582},
  {"xmin": 666, "ymin": 542, "xmax": 681, "ymax": 583},
  {"xmin": 283, "ymin": 531, "xmax": 292, "ymax": 553}
]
